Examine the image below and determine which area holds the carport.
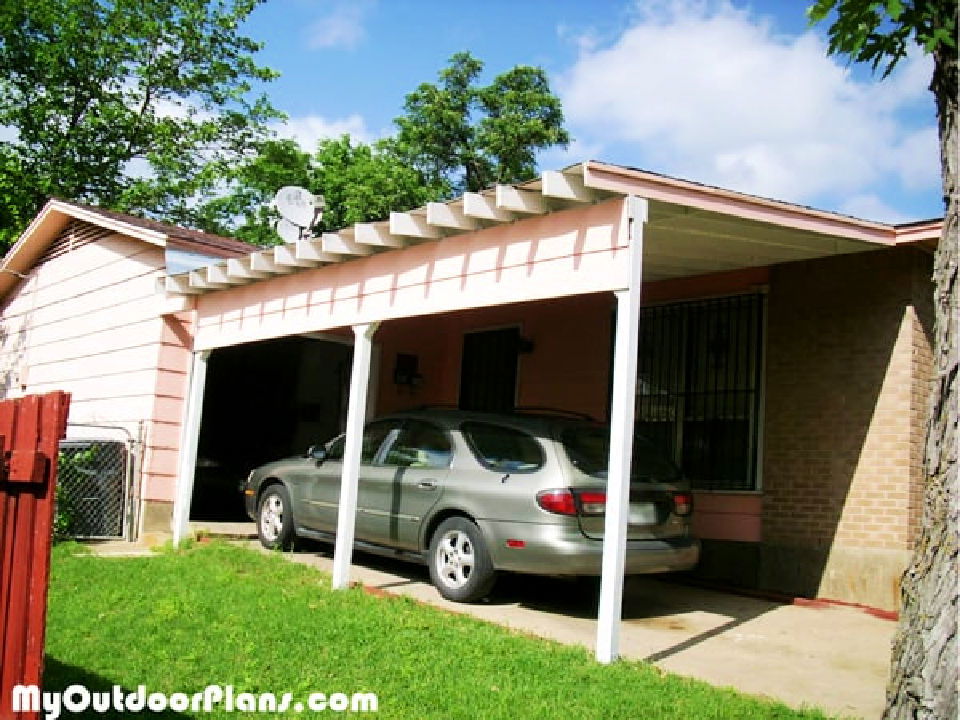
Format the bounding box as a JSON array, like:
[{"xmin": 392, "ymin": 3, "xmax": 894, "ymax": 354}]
[{"xmin": 162, "ymin": 161, "xmax": 899, "ymax": 662}]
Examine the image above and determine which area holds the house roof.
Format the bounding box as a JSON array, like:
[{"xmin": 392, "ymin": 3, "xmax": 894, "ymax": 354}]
[
  {"xmin": 0, "ymin": 198, "xmax": 255, "ymax": 301},
  {"xmin": 163, "ymin": 160, "xmax": 944, "ymax": 297},
  {"xmin": 60, "ymin": 200, "xmax": 256, "ymax": 255}
]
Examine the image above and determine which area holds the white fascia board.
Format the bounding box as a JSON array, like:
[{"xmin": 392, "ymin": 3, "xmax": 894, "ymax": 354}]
[
  {"xmin": 321, "ymin": 232, "xmax": 375, "ymax": 256},
  {"xmin": 354, "ymin": 222, "xmax": 406, "ymax": 248},
  {"xmin": 426, "ymin": 202, "xmax": 479, "ymax": 231},
  {"xmin": 165, "ymin": 274, "xmax": 203, "ymax": 295},
  {"xmin": 296, "ymin": 238, "xmax": 340, "ymax": 263},
  {"xmin": 541, "ymin": 170, "xmax": 595, "ymax": 203},
  {"xmin": 188, "ymin": 269, "xmax": 224, "ymax": 290},
  {"xmin": 463, "ymin": 192, "xmax": 514, "ymax": 223},
  {"xmin": 495, "ymin": 184, "xmax": 547, "ymax": 214},
  {"xmin": 226, "ymin": 256, "xmax": 270, "ymax": 280},
  {"xmin": 274, "ymin": 243, "xmax": 320, "ymax": 268},
  {"xmin": 250, "ymin": 249, "xmax": 288, "ymax": 274},
  {"xmin": 206, "ymin": 262, "xmax": 248, "ymax": 286},
  {"xmin": 389, "ymin": 211, "xmax": 442, "ymax": 239}
]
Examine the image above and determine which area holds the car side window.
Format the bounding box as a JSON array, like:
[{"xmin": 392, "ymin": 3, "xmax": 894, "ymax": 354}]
[
  {"xmin": 460, "ymin": 421, "xmax": 545, "ymax": 473},
  {"xmin": 322, "ymin": 421, "xmax": 399, "ymax": 464},
  {"xmin": 383, "ymin": 420, "xmax": 452, "ymax": 469},
  {"xmin": 325, "ymin": 435, "xmax": 345, "ymax": 461},
  {"xmin": 361, "ymin": 421, "xmax": 400, "ymax": 464}
]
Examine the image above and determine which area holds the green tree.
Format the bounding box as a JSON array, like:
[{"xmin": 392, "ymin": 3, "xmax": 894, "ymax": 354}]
[
  {"xmin": 0, "ymin": 0, "xmax": 279, "ymax": 249},
  {"xmin": 195, "ymin": 138, "xmax": 313, "ymax": 247},
  {"xmin": 395, "ymin": 51, "xmax": 570, "ymax": 194},
  {"xmin": 202, "ymin": 52, "xmax": 570, "ymax": 245},
  {"xmin": 197, "ymin": 135, "xmax": 443, "ymax": 246},
  {"xmin": 808, "ymin": 2, "xmax": 957, "ymax": 718}
]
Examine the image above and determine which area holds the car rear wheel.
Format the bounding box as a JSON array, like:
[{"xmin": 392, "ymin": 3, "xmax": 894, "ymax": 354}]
[
  {"xmin": 428, "ymin": 517, "xmax": 496, "ymax": 603},
  {"xmin": 257, "ymin": 484, "xmax": 296, "ymax": 551}
]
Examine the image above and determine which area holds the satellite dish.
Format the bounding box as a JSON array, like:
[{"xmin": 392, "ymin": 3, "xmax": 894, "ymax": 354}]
[
  {"xmin": 274, "ymin": 217, "xmax": 303, "ymax": 245},
  {"xmin": 271, "ymin": 186, "xmax": 323, "ymax": 234}
]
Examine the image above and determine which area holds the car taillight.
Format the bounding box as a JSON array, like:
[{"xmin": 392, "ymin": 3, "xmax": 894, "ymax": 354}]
[
  {"xmin": 672, "ymin": 491, "xmax": 693, "ymax": 516},
  {"xmin": 537, "ymin": 489, "xmax": 577, "ymax": 515},
  {"xmin": 536, "ymin": 489, "xmax": 607, "ymax": 516}
]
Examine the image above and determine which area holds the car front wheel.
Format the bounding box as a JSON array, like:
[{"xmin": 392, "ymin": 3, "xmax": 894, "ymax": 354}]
[
  {"xmin": 428, "ymin": 517, "xmax": 496, "ymax": 602},
  {"xmin": 257, "ymin": 484, "xmax": 296, "ymax": 551}
]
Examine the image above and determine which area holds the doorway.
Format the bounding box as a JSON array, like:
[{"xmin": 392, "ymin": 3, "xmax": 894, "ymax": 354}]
[{"xmin": 458, "ymin": 327, "xmax": 520, "ymax": 413}]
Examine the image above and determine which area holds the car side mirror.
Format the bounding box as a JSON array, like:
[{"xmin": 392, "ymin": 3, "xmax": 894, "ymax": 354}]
[{"xmin": 307, "ymin": 445, "xmax": 328, "ymax": 464}]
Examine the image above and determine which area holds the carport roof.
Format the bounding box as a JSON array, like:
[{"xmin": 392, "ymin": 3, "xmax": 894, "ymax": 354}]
[{"xmin": 163, "ymin": 160, "xmax": 942, "ymax": 297}]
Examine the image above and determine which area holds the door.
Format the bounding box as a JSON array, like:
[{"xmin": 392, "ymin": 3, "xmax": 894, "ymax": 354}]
[
  {"xmin": 459, "ymin": 327, "xmax": 520, "ymax": 413},
  {"xmin": 299, "ymin": 419, "xmax": 450, "ymax": 550},
  {"xmin": 365, "ymin": 419, "xmax": 452, "ymax": 549},
  {"xmin": 299, "ymin": 420, "xmax": 399, "ymax": 532}
]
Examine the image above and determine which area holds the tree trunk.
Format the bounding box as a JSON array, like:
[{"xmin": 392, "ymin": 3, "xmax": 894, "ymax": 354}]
[{"xmin": 884, "ymin": 37, "xmax": 958, "ymax": 720}]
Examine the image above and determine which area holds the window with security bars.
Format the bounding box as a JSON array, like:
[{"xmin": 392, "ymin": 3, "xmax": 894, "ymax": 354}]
[{"xmin": 635, "ymin": 294, "xmax": 764, "ymax": 491}]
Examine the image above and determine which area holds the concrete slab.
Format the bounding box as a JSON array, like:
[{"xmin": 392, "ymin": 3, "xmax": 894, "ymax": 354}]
[
  {"xmin": 79, "ymin": 540, "xmax": 156, "ymax": 557},
  {"xmin": 247, "ymin": 540, "xmax": 894, "ymax": 719},
  {"xmin": 190, "ymin": 521, "xmax": 257, "ymax": 539}
]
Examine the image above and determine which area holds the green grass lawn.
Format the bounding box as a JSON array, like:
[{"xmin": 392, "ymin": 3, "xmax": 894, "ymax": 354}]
[{"xmin": 42, "ymin": 541, "xmax": 832, "ymax": 719}]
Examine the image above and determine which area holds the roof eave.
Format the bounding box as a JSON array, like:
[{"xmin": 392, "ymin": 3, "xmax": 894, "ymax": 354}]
[
  {"xmin": 581, "ymin": 161, "xmax": 901, "ymax": 246},
  {"xmin": 0, "ymin": 199, "xmax": 169, "ymax": 303}
]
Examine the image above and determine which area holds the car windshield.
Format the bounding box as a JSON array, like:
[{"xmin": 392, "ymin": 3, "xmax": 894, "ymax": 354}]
[{"xmin": 560, "ymin": 426, "xmax": 682, "ymax": 482}]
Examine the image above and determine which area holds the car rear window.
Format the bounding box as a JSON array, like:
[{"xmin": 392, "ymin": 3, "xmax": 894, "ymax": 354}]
[
  {"xmin": 460, "ymin": 421, "xmax": 545, "ymax": 473},
  {"xmin": 560, "ymin": 426, "xmax": 681, "ymax": 482}
]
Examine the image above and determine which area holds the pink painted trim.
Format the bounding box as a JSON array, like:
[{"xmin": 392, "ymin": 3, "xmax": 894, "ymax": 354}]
[
  {"xmin": 583, "ymin": 162, "xmax": 898, "ymax": 245},
  {"xmin": 894, "ymin": 220, "xmax": 942, "ymax": 244},
  {"xmin": 792, "ymin": 597, "xmax": 898, "ymax": 621}
]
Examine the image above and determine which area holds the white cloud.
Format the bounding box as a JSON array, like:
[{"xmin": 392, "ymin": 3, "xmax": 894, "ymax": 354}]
[
  {"xmin": 888, "ymin": 126, "xmax": 939, "ymax": 190},
  {"xmin": 306, "ymin": 2, "xmax": 373, "ymax": 50},
  {"xmin": 272, "ymin": 114, "xmax": 373, "ymax": 152},
  {"xmin": 538, "ymin": 137, "xmax": 607, "ymax": 172},
  {"xmin": 839, "ymin": 194, "xmax": 911, "ymax": 224},
  {"xmin": 558, "ymin": 0, "xmax": 939, "ymax": 211}
]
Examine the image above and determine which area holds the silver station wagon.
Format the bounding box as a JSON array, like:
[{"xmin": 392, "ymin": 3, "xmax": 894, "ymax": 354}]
[{"xmin": 243, "ymin": 409, "xmax": 699, "ymax": 602}]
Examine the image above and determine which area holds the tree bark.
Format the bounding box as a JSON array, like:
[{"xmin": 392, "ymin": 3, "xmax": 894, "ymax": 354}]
[{"xmin": 884, "ymin": 34, "xmax": 958, "ymax": 720}]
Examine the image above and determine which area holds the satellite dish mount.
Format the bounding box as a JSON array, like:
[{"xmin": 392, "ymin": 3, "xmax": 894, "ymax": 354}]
[{"xmin": 271, "ymin": 186, "xmax": 324, "ymax": 244}]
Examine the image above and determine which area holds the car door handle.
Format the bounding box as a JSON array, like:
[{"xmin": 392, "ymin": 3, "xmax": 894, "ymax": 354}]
[{"xmin": 417, "ymin": 481, "xmax": 437, "ymax": 491}]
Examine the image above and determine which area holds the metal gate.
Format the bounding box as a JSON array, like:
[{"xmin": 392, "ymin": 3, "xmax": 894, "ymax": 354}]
[
  {"xmin": 635, "ymin": 293, "xmax": 765, "ymax": 491},
  {"xmin": 57, "ymin": 424, "xmax": 139, "ymax": 540}
]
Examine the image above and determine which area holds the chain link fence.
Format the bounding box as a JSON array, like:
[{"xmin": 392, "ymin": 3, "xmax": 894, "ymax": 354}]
[{"xmin": 57, "ymin": 437, "xmax": 134, "ymax": 539}]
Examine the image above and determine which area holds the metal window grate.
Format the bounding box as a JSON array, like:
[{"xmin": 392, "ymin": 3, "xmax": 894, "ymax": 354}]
[
  {"xmin": 636, "ymin": 294, "xmax": 764, "ymax": 491},
  {"xmin": 57, "ymin": 440, "xmax": 130, "ymax": 539}
]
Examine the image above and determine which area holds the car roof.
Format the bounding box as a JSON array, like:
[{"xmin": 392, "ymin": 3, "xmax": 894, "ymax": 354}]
[{"xmin": 375, "ymin": 408, "xmax": 604, "ymax": 436}]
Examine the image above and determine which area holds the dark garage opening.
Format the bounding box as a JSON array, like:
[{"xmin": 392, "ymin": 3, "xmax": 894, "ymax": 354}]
[{"xmin": 190, "ymin": 336, "xmax": 353, "ymax": 521}]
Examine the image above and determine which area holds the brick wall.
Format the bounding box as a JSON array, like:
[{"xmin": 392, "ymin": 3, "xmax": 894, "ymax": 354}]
[{"xmin": 760, "ymin": 246, "xmax": 934, "ymax": 609}]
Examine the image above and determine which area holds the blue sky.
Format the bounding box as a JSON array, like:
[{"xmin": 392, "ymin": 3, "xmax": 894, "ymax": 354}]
[{"xmin": 240, "ymin": 0, "xmax": 942, "ymax": 223}]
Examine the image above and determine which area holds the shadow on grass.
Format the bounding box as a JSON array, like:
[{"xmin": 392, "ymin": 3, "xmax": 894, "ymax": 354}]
[{"xmin": 43, "ymin": 658, "xmax": 193, "ymax": 719}]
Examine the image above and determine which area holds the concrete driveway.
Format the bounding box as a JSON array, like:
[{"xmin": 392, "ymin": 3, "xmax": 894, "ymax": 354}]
[{"xmin": 245, "ymin": 539, "xmax": 894, "ymax": 719}]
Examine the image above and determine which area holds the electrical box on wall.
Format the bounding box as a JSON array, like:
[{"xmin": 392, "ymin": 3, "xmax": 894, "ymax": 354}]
[{"xmin": 393, "ymin": 353, "xmax": 422, "ymax": 387}]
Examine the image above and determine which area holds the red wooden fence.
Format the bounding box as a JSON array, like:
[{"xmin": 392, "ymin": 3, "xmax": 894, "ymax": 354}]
[{"xmin": 0, "ymin": 392, "xmax": 70, "ymax": 720}]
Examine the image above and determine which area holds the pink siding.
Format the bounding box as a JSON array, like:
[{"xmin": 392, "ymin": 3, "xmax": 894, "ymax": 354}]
[
  {"xmin": 0, "ymin": 233, "xmax": 182, "ymax": 504},
  {"xmin": 142, "ymin": 312, "xmax": 195, "ymax": 503}
]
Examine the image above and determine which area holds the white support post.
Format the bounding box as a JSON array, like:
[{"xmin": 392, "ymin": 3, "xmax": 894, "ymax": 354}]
[
  {"xmin": 596, "ymin": 196, "xmax": 647, "ymax": 664},
  {"xmin": 331, "ymin": 321, "xmax": 380, "ymax": 589},
  {"xmin": 172, "ymin": 350, "xmax": 210, "ymax": 546}
]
